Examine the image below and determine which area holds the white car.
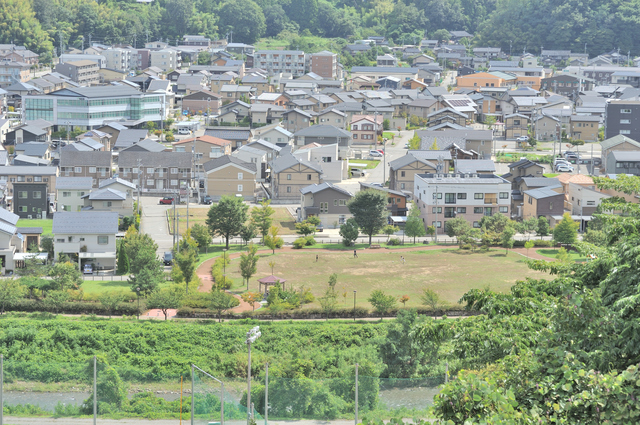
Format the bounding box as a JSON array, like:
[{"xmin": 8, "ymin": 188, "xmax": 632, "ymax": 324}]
[
  {"xmin": 369, "ymin": 150, "xmax": 383, "ymax": 157},
  {"xmin": 556, "ymin": 165, "xmax": 574, "ymax": 172},
  {"xmin": 516, "ymin": 136, "xmax": 528, "ymax": 142}
]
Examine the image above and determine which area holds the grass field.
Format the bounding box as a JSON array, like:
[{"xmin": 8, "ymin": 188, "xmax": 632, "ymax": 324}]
[
  {"xmin": 536, "ymin": 248, "xmax": 587, "ymax": 262},
  {"xmin": 168, "ymin": 206, "xmax": 296, "ymax": 236},
  {"xmin": 223, "ymin": 248, "xmax": 548, "ymax": 308},
  {"xmin": 16, "ymin": 219, "xmax": 52, "ymax": 234},
  {"xmin": 82, "ymin": 279, "xmax": 173, "ymax": 296},
  {"xmin": 544, "ymin": 173, "xmax": 560, "ymax": 178},
  {"xmin": 348, "ymin": 159, "xmax": 381, "ymax": 170}
]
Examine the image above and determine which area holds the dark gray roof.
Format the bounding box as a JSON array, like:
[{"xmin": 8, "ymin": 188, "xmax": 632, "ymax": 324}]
[
  {"xmin": 84, "ymin": 188, "xmax": 126, "ymax": 201},
  {"xmin": 521, "ymin": 177, "xmax": 560, "ymax": 188},
  {"xmin": 455, "ymin": 159, "xmax": 496, "ymax": 174},
  {"xmin": 77, "ymin": 138, "xmax": 104, "ymax": 150},
  {"xmin": 60, "ymin": 151, "xmax": 112, "ymax": 167},
  {"xmin": 13, "ymin": 155, "xmax": 49, "ymax": 166},
  {"xmin": 56, "ymin": 177, "xmax": 94, "ymax": 190},
  {"xmin": 359, "ymin": 182, "xmax": 407, "ymax": 197},
  {"xmin": 16, "ymin": 227, "xmax": 42, "ymax": 234},
  {"xmin": 203, "ymin": 155, "xmax": 257, "ymax": 173},
  {"xmin": 270, "ymin": 154, "xmax": 323, "ymax": 174},
  {"xmin": 64, "ymin": 143, "xmax": 93, "ymax": 152},
  {"xmin": 118, "ymin": 151, "xmax": 192, "ymax": 168},
  {"xmin": 507, "ymin": 159, "xmax": 543, "ymax": 170},
  {"xmin": 293, "ymin": 125, "xmax": 351, "ymax": 138},
  {"xmin": 0, "ymin": 208, "xmax": 19, "ymax": 226},
  {"xmin": 351, "ymin": 66, "xmax": 419, "ymax": 74},
  {"xmin": 389, "ymin": 153, "xmax": 437, "ymax": 170},
  {"xmin": 611, "ymin": 151, "xmax": 640, "ymax": 161},
  {"xmin": 300, "ymin": 182, "xmax": 352, "ymax": 197},
  {"xmin": 114, "ymin": 129, "xmax": 149, "ymax": 149},
  {"xmin": 121, "ymin": 138, "xmax": 166, "ymax": 153},
  {"xmin": 408, "ymin": 150, "xmax": 453, "ymax": 161},
  {"xmin": 204, "ymin": 128, "xmax": 251, "ymax": 141},
  {"xmin": 53, "ymin": 211, "xmax": 119, "ymax": 234},
  {"xmin": 0, "ymin": 166, "xmax": 57, "ymax": 176}
]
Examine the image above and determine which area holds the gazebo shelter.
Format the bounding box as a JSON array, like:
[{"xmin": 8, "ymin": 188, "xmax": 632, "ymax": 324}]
[{"xmin": 258, "ymin": 275, "xmax": 287, "ymax": 294}]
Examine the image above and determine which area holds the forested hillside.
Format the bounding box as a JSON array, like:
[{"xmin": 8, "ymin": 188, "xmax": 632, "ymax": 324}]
[{"xmin": 3, "ymin": 0, "xmax": 640, "ymax": 62}]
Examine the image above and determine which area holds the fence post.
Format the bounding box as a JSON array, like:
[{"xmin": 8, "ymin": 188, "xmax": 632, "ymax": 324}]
[
  {"xmin": 265, "ymin": 363, "xmax": 269, "ymax": 425},
  {"xmin": 191, "ymin": 364, "xmax": 195, "ymax": 425},
  {"xmin": 93, "ymin": 355, "xmax": 97, "ymax": 425},
  {"xmin": 355, "ymin": 363, "xmax": 359, "ymax": 425}
]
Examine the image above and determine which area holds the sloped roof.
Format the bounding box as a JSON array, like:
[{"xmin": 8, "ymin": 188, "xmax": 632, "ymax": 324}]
[
  {"xmin": 121, "ymin": 138, "xmax": 167, "ymax": 153},
  {"xmin": 84, "ymin": 188, "xmax": 127, "ymax": 201},
  {"xmin": 56, "ymin": 177, "xmax": 93, "ymax": 190},
  {"xmin": 455, "ymin": 159, "xmax": 496, "ymax": 174},
  {"xmin": 270, "ymin": 154, "xmax": 322, "ymax": 174},
  {"xmin": 60, "ymin": 150, "xmax": 111, "ymax": 167},
  {"xmin": 204, "ymin": 128, "xmax": 251, "ymax": 141},
  {"xmin": 53, "ymin": 212, "xmax": 119, "ymax": 235},
  {"xmin": 99, "ymin": 177, "xmax": 136, "ymax": 190},
  {"xmin": 521, "ymin": 177, "xmax": 560, "ymax": 188},
  {"xmin": 600, "ymin": 134, "xmax": 640, "ymax": 151},
  {"xmin": 524, "ymin": 185, "xmax": 564, "ymax": 200},
  {"xmin": 300, "ymin": 182, "xmax": 352, "ymax": 197},
  {"xmin": 293, "ymin": 125, "xmax": 351, "ymax": 138},
  {"xmin": 389, "ymin": 153, "xmax": 437, "ymax": 171},
  {"xmin": 203, "ymin": 155, "xmax": 257, "ymax": 173}
]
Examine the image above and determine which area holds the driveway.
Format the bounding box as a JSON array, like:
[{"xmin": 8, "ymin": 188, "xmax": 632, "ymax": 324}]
[{"xmin": 139, "ymin": 196, "xmax": 175, "ymax": 258}]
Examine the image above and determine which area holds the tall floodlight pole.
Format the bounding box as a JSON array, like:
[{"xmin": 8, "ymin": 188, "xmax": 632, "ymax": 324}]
[{"xmin": 246, "ymin": 326, "xmax": 261, "ymax": 425}]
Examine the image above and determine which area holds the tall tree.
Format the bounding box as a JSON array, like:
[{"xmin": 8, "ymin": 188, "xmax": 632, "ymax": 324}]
[
  {"xmin": 190, "ymin": 224, "xmax": 211, "ymax": 253},
  {"xmin": 206, "ymin": 196, "xmax": 249, "ymax": 249},
  {"xmin": 209, "ymin": 289, "xmax": 240, "ymax": 322},
  {"xmin": 239, "ymin": 244, "xmax": 259, "ymax": 290},
  {"xmin": 251, "ymin": 200, "xmax": 275, "ymax": 243},
  {"xmin": 537, "ymin": 216, "xmax": 550, "ymax": 238},
  {"xmin": 339, "ymin": 218, "xmax": 359, "ymax": 246},
  {"xmin": 405, "ymin": 202, "xmax": 426, "ymax": 243},
  {"xmin": 263, "ymin": 226, "xmax": 283, "ymax": 254},
  {"xmin": 553, "ymin": 213, "xmax": 579, "ymax": 244},
  {"xmin": 218, "ymin": 0, "xmax": 266, "ymax": 44},
  {"xmin": 50, "ymin": 262, "xmax": 82, "ymax": 290},
  {"xmin": 348, "ymin": 190, "xmax": 388, "ymax": 245},
  {"xmin": 175, "ymin": 248, "xmax": 198, "ymax": 295},
  {"xmin": 146, "ymin": 286, "xmax": 183, "ymax": 320},
  {"xmin": 116, "ymin": 242, "xmax": 129, "ymax": 275}
]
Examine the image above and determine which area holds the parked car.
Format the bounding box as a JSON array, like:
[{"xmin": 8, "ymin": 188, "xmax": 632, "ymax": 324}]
[
  {"xmin": 557, "ymin": 165, "xmax": 574, "ymax": 172},
  {"xmin": 369, "ymin": 150, "xmax": 383, "ymax": 157},
  {"xmin": 163, "ymin": 252, "xmax": 173, "ymax": 266},
  {"xmin": 201, "ymin": 195, "xmax": 212, "ymax": 205},
  {"xmin": 377, "ymin": 149, "xmax": 384, "ymax": 154},
  {"xmin": 351, "ymin": 168, "xmax": 365, "ymax": 177},
  {"xmin": 371, "ymin": 183, "xmax": 384, "ymax": 188},
  {"xmin": 593, "ymin": 157, "xmax": 602, "ymax": 166},
  {"xmin": 316, "ymin": 223, "xmax": 324, "ymax": 233},
  {"xmin": 516, "ymin": 136, "xmax": 528, "ymax": 142},
  {"xmin": 159, "ymin": 197, "xmax": 174, "ymax": 205},
  {"xmin": 83, "ymin": 263, "xmax": 93, "ymax": 275}
]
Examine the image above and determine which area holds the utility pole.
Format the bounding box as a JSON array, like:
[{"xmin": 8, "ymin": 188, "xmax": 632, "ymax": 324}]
[
  {"xmin": 88, "ymin": 33, "xmax": 92, "ymax": 49},
  {"xmin": 434, "ymin": 184, "xmax": 439, "ymax": 243},
  {"xmin": 136, "ymin": 159, "xmax": 142, "ymax": 218}
]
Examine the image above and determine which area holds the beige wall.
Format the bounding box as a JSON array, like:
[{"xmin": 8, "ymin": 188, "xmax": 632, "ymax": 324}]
[
  {"xmin": 57, "ymin": 189, "xmax": 88, "ymax": 212},
  {"xmin": 205, "ymin": 165, "xmax": 256, "ymax": 200},
  {"xmin": 391, "ymin": 161, "xmax": 437, "ymax": 193},
  {"xmin": 274, "ymin": 165, "xmax": 321, "ymax": 200}
]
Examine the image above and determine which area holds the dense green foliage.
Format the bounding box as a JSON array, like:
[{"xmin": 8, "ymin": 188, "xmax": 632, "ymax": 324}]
[{"xmin": 9, "ymin": 0, "xmax": 640, "ymax": 61}]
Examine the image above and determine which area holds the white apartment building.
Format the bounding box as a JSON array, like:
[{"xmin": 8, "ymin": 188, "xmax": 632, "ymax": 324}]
[
  {"xmin": 104, "ymin": 48, "xmax": 133, "ymax": 71},
  {"xmin": 255, "ymin": 50, "xmax": 306, "ymax": 77},
  {"xmin": 150, "ymin": 49, "xmax": 180, "ymax": 72},
  {"xmin": 414, "ymin": 173, "xmax": 511, "ymax": 234}
]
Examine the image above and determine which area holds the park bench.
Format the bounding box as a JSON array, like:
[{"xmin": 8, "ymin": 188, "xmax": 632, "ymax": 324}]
[{"xmin": 370, "ymin": 244, "xmax": 381, "ymax": 249}]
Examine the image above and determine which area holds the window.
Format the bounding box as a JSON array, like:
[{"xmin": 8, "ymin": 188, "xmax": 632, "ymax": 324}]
[
  {"xmin": 621, "ymin": 130, "xmax": 631, "ymax": 135},
  {"xmin": 147, "ymin": 168, "xmax": 154, "ymax": 173},
  {"xmin": 103, "ymin": 201, "xmax": 113, "ymax": 207},
  {"xmin": 18, "ymin": 191, "xmax": 27, "ymax": 199},
  {"xmin": 19, "ymin": 206, "xmax": 27, "ymax": 212},
  {"xmin": 431, "ymin": 221, "xmax": 441, "ymax": 228},
  {"xmin": 484, "ymin": 207, "xmax": 493, "ymax": 216},
  {"xmin": 238, "ymin": 172, "xmax": 243, "ymax": 180},
  {"xmin": 320, "ymin": 202, "xmax": 328, "ymax": 213},
  {"xmin": 499, "ymin": 206, "xmax": 508, "ymax": 213},
  {"xmin": 587, "ymin": 200, "xmax": 596, "ymax": 206},
  {"xmin": 433, "ymin": 193, "xmax": 442, "ymax": 199},
  {"xmin": 353, "ymin": 134, "xmax": 358, "ymax": 139},
  {"xmin": 457, "ymin": 207, "xmax": 466, "ymax": 213},
  {"xmin": 78, "ymin": 192, "xmax": 85, "ymax": 197},
  {"xmin": 401, "ymin": 171, "xmax": 406, "ymax": 177},
  {"xmin": 63, "ymin": 192, "xmax": 71, "ymax": 198},
  {"xmin": 400, "ymin": 183, "xmax": 405, "ymax": 190},
  {"xmin": 432, "ymin": 207, "xmax": 442, "ymax": 213},
  {"xmin": 339, "ymin": 215, "xmax": 346, "ymax": 224},
  {"xmin": 171, "ymin": 168, "xmax": 178, "ymax": 174},
  {"xmin": 171, "ymin": 179, "xmax": 178, "ymax": 186},
  {"xmin": 474, "ymin": 193, "xmax": 484, "ymax": 199},
  {"xmin": 34, "ymin": 176, "xmax": 42, "ymax": 182},
  {"xmin": 286, "ymin": 174, "xmax": 292, "ymax": 180},
  {"xmin": 445, "ymin": 193, "xmax": 456, "ymax": 204},
  {"xmin": 68, "ymin": 236, "xmax": 73, "ymax": 242},
  {"xmin": 549, "ymin": 201, "xmax": 554, "ymax": 210},
  {"xmin": 146, "ymin": 179, "xmax": 154, "ymax": 186},
  {"xmin": 238, "ymin": 185, "xmax": 243, "ymax": 192},
  {"xmin": 513, "ymin": 119, "xmax": 520, "ymax": 125},
  {"xmin": 307, "ymin": 174, "xmax": 312, "ymax": 180},
  {"xmin": 499, "ymin": 192, "xmax": 509, "ymax": 199},
  {"xmin": 444, "ymin": 207, "xmax": 455, "ymax": 218},
  {"xmin": 98, "ymin": 236, "xmax": 109, "ymax": 245},
  {"xmin": 75, "ymin": 167, "xmax": 82, "ymax": 173},
  {"xmin": 33, "ymin": 191, "xmax": 41, "ymax": 199},
  {"xmin": 473, "ymin": 207, "xmax": 483, "ymax": 214},
  {"xmin": 457, "ymin": 193, "xmax": 467, "ymax": 199},
  {"xmin": 286, "ymin": 186, "xmax": 291, "ymax": 193},
  {"xmin": 622, "ymin": 109, "xmax": 632, "ymax": 114},
  {"xmin": 339, "ymin": 199, "xmax": 346, "ymax": 206},
  {"xmin": 89, "ymin": 167, "xmax": 96, "ymax": 174},
  {"xmin": 620, "ymin": 119, "xmax": 630, "ymax": 124}
]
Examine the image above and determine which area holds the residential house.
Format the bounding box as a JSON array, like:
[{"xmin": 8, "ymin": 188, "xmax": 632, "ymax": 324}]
[
  {"xmin": 570, "ymin": 115, "xmax": 599, "ymax": 142},
  {"xmin": 0, "ymin": 166, "xmax": 57, "ymax": 216},
  {"xmin": 606, "ymin": 151, "xmax": 640, "ymax": 176},
  {"xmin": 600, "ymin": 135, "xmax": 640, "ymax": 168},
  {"xmin": 4, "ymin": 120, "xmax": 52, "ymax": 144},
  {"xmin": 0, "ymin": 61, "xmax": 31, "ymax": 87},
  {"xmin": 298, "ymin": 182, "xmax": 353, "ymax": 227},
  {"xmin": 510, "ymin": 176, "xmax": 560, "ymax": 218},
  {"xmin": 52, "ymin": 211, "xmax": 118, "ymax": 270},
  {"xmin": 118, "ymin": 151, "xmax": 192, "ymax": 194},
  {"xmin": 377, "ymin": 54, "xmax": 398, "ymax": 67},
  {"xmin": 388, "ymin": 152, "xmax": 439, "ymax": 194},
  {"xmin": 427, "ymin": 108, "xmax": 467, "ymax": 128},
  {"xmin": 253, "ymin": 126, "xmax": 293, "ymax": 146},
  {"xmin": 219, "ymin": 100, "xmax": 250, "ymax": 122},
  {"xmin": 76, "ymin": 130, "xmax": 112, "ymax": 151},
  {"xmin": 81, "ymin": 188, "xmax": 132, "ymax": 216},
  {"xmin": 182, "ymin": 90, "xmax": 221, "ymax": 115},
  {"xmin": 350, "ymin": 115, "xmax": 383, "ymax": 145},
  {"xmin": 270, "ymin": 154, "xmax": 323, "ymax": 201},
  {"xmin": 504, "ymin": 113, "xmax": 529, "ymax": 140},
  {"xmin": 522, "ymin": 185, "xmax": 565, "ymax": 221},
  {"xmin": 316, "ymin": 109, "xmax": 346, "ymax": 129},
  {"xmin": 293, "ymin": 143, "xmax": 347, "ymax": 182},
  {"xmin": 250, "ymin": 104, "xmax": 286, "ymax": 125},
  {"xmin": 566, "ymin": 182, "xmax": 610, "ymax": 217},
  {"xmin": 501, "ymin": 159, "xmax": 545, "ymax": 186},
  {"xmin": 281, "ymin": 109, "xmax": 313, "ymax": 133},
  {"xmin": 309, "ymin": 51, "xmax": 339, "ymax": 79},
  {"xmin": 532, "ymin": 113, "xmax": 561, "ymax": 141},
  {"xmin": 253, "ymin": 93, "xmax": 287, "ymax": 107},
  {"xmin": 414, "ymin": 173, "xmax": 511, "ymax": 234},
  {"xmin": 220, "ymin": 84, "xmax": 255, "ymax": 102},
  {"xmin": 95, "ymin": 122, "xmax": 128, "ymax": 146},
  {"xmin": 417, "ymin": 129, "xmax": 494, "ymax": 159},
  {"xmin": 13, "ymin": 142, "xmax": 51, "ymax": 161},
  {"xmin": 292, "ymin": 125, "xmax": 352, "ymax": 158},
  {"xmin": 0, "ymin": 208, "xmax": 22, "ymax": 273},
  {"xmin": 203, "ymin": 155, "xmax": 257, "ymax": 201},
  {"xmin": 98, "ymin": 178, "xmax": 137, "ymax": 201},
  {"xmin": 360, "ymin": 182, "xmax": 410, "ymax": 217},
  {"xmin": 15, "ymin": 226, "xmax": 42, "ymax": 254},
  {"xmin": 112, "ymin": 129, "xmax": 150, "ymax": 151},
  {"xmin": 456, "ymin": 72, "xmax": 506, "ymax": 89},
  {"xmin": 540, "ymin": 74, "xmax": 583, "ymax": 97},
  {"xmin": 407, "ymin": 98, "xmax": 439, "ymax": 120},
  {"xmin": 172, "ymin": 135, "xmax": 232, "ymax": 181},
  {"xmin": 59, "ymin": 150, "xmax": 112, "ymax": 187},
  {"xmin": 119, "ymin": 138, "xmax": 166, "ymax": 153},
  {"xmin": 231, "ymin": 145, "xmax": 268, "ymax": 182},
  {"xmin": 604, "ymin": 99, "xmax": 640, "ymax": 140},
  {"xmin": 455, "ymin": 159, "xmax": 496, "ymax": 175},
  {"xmin": 55, "ymin": 177, "xmax": 93, "ymax": 212},
  {"xmin": 204, "ymin": 127, "xmax": 252, "ymax": 151}
]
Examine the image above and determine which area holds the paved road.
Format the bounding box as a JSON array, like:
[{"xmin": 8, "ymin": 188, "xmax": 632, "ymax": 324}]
[{"xmin": 139, "ymin": 196, "xmax": 174, "ymax": 259}]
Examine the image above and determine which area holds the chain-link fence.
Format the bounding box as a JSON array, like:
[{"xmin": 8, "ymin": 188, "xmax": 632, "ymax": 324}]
[{"xmin": 0, "ymin": 358, "xmax": 443, "ymax": 422}]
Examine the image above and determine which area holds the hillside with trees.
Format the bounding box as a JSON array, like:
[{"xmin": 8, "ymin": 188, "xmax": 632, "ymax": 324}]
[{"xmin": 4, "ymin": 0, "xmax": 640, "ymax": 61}]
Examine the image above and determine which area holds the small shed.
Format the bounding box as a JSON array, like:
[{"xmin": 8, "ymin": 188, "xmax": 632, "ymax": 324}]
[{"xmin": 258, "ymin": 275, "xmax": 287, "ymax": 294}]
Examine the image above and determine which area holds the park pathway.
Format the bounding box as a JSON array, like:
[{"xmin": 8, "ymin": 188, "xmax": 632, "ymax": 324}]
[{"xmin": 195, "ymin": 244, "xmax": 555, "ymax": 313}]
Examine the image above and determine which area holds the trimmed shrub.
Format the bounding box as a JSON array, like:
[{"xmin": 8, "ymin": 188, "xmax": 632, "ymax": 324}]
[
  {"xmin": 304, "ymin": 236, "xmax": 316, "ymax": 246},
  {"xmin": 387, "ymin": 237, "xmax": 401, "ymax": 246},
  {"xmin": 293, "ymin": 238, "xmax": 306, "ymax": 249}
]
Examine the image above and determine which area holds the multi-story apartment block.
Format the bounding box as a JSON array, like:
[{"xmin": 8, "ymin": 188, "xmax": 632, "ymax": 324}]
[
  {"xmin": 23, "ymin": 86, "xmax": 166, "ymax": 129},
  {"xmin": 149, "ymin": 49, "xmax": 180, "ymax": 72},
  {"xmin": 0, "ymin": 60, "xmax": 30, "ymax": 87},
  {"xmin": 0, "ymin": 166, "xmax": 58, "ymax": 218},
  {"xmin": 104, "ymin": 48, "xmax": 133, "ymax": 71},
  {"xmin": 182, "ymin": 35, "xmax": 211, "ymax": 47},
  {"xmin": 414, "ymin": 173, "xmax": 511, "ymax": 234},
  {"xmin": 54, "ymin": 60, "xmax": 100, "ymax": 86},
  {"xmin": 59, "ymin": 150, "xmax": 113, "ymax": 187},
  {"xmin": 118, "ymin": 151, "xmax": 192, "ymax": 194},
  {"xmin": 255, "ymin": 50, "xmax": 306, "ymax": 77},
  {"xmin": 309, "ymin": 51, "xmax": 338, "ymax": 79},
  {"xmin": 605, "ymin": 99, "xmax": 640, "ymax": 141}
]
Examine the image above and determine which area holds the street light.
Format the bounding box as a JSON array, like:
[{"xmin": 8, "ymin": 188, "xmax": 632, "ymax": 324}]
[
  {"xmin": 246, "ymin": 326, "xmax": 261, "ymax": 425},
  {"xmin": 353, "ymin": 291, "xmax": 357, "ymax": 321},
  {"xmin": 136, "ymin": 287, "xmax": 140, "ymax": 320}
]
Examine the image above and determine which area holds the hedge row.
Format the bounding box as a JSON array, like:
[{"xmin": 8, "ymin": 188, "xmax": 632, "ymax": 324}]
[
  {"xmin": 512, "ymin": 239, "xmax": 555, "ymax": 247},
  {"xmin": 4, "ymin": 299, "xmax": 140, "ymax": 316},
  {"xmin": 176, "ymin": 306, "xmax": 480, "ymax": 320}
]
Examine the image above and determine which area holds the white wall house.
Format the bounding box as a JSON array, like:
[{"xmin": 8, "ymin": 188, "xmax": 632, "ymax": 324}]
[{"xmin": 56, "ymin": 177, "xmax": 93, "ymax": 212}]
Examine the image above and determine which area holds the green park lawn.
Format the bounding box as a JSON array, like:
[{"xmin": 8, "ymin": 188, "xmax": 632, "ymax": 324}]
[
  {"xmin": 168, "ymin": 206, "xmax": 296, "ymax": 236},
  {"xmin": 16, "ymin": 219, "xmax": 52, "ymax": 235},
  {"xmin": 348, "ymin": 159, "xmax": 380, "ymax": 170},
  {"xmin": 536, "ymin": 249, "xmax": 587, "ymax": 262},
  {"xmin": 223, "ymin": 248, "xmax": 548, "ymax": 308}
]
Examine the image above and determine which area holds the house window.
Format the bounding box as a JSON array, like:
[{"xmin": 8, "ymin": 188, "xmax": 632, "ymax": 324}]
[
  {"xmin": 499, "ymin": 206, "xmax": 508, "ymax": 213},
  {"xmin": 339, "ymin": 199, "xmax": 346, "ymax": 206},
  {"xmin": 146, "ymin": 179, "xmax": 154, "ymax": 186},
  {"xmin": 171, "ymin": 168, "xmax": 178, "ymax": 174},
  {"xmin": 473, "ymin": 221, "xmax": 480, "ymax": 228},
  {"xmin": 238, "ymin": 172, "xmax": 243, "ymax": 180},
  {"xmin": 286, "ymin": 186, "xmax": 291, "ymax": 193},
  {"xmin": 473, "ymin": 207, "xmax": 483, "ymax": 214},
  {"xmin": 433, "ymin": 193, "xmax": 442, "ymax": 199},
  {"xmin": 287, "ymin": 174, "xmax": 292, "ymax": 180},
  {"xmin": 89, "ymin": 167, "xmax": 97, "ymax": 174},
  {"xmin": 457, "ymin": 193, "xmax": 467, "ymax": 199},
  {"xmin": 401, "ymin": 171, "xmax": 406, "ymax": 177},
  {"xmin": 432, "ymin": 207, "xmax": 442, "ymax": 213},
  {"xmin": 34, "ymin": 176, "xmax": 42, "ymax": 182},
  {"xmin": 620, "ymin": 119, "xmax": 630, "ymax": 124},
  {"xmin": 75, "ymin": 167, "xmax": 82, "ymax": 173},
  {"xmin": 499, "ymin": 192, "xmax": 509, "ymax": 199},
  {"xmin": 339, "ymin": 215, "xmax": 346, "ymax": 224},
  {"xmin": 98, "ymin": 236, "xmax": 109, "ymax": 245},
  {"xmin": 33, "ymin": 191, "xmax": 41, "ymax": 199},
  {"xmin": 456, "ymin": 207, "xmax": 466, "ymax": 213},
  {"xmin": 620, "ymin": 130, "xmax": 631, "ymax": 135},
  {"xmin": 444, "ymin": 193, "xmax": 456, "ymax": 204},
  {"xmin": 103, "ymin": 201, "xmax": 113, "ymax": 207},
  {"xmin": 19, "ymin": 206, "xmax": 27, "ymax": 212},
  {"xmin": 549, "ymin": 202, "xmax": 553, "ymax": 210},
  {"xmin": 474, "ymin": 193, "xmax": 484, "ymax": 199},
  {"xmin": 432, "ymin": 221, "xmax": 441, "ymax": 228},
  {"xmin": 18, "ymin": 191, "xmax": 27, "ymax": 199},
  {"xmin": 484, "ymin": 207, "xmax": 493, "ymax": 216},
  {"xmin": 307, "ymin": 174, "xmax": 312, "ymax": 180},
  {"xmin": 68, "ymin": 236, "xmax": 73, "ymax": 242},
  {"xmin": 400, "ymin": 183, "xmax": 405, "ymax": 189},
  {"xmin": 147, "ymin": 168, "xmax": 154, "ymax": 173},
  {"xmin": 320, "ymin": 202, "xmax": 328, "ymax": 213},
  {"xmin": 587, "ymin": 200, "xmax": 596, "ymax": 206},
  {"xmin": 513, "ymin": 120, "xmax": 520, "ymax": 125},
  {"xmin": 63, "ymin": 192, "xmax": 71, "ymax": 198},
  {"xmin": 622, "ymin": 109, "xmax": 632, "ymax": 113},
  {"xmin": 353, "ymin": 134, "xmax": 358, "ymax": 139}
]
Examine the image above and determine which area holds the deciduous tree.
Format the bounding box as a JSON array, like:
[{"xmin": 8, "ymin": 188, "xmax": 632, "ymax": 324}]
[
  {"xmin": 553, "ymin": 212, "xmax": 579, "ymax": 245},
  {"xmin": 339, "ymin": 218, "xmax": 359, "ymax": 246},
  {"xmin": 251, "ymin": 200, "xmax": 275, "ymax": 242},
  {"xmin": 348, "ymin": 190, "xmax": 388, "ymax": 245},
  {"xmin": 206, "ymin": 195, "xmax": 249, "ymax": 249},
  {"xmin": 209, "ymin": 289, "xmax": 239, "ymax": 322},
  {"xmin": 146, "ymin": 286, "xmax": 183, "ymax": 320},
  {"xmin": 368, "ymin": 290, "xmax": 396, "ymax": 319}
]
